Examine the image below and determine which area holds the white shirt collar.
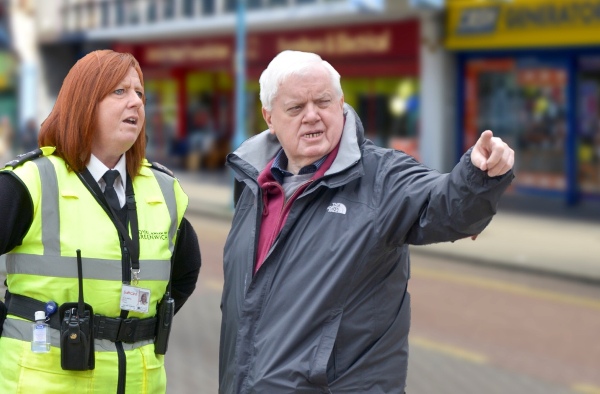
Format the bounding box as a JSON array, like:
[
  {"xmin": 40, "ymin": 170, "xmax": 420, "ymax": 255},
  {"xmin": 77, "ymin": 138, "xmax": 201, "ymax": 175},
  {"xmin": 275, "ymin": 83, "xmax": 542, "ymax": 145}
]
[{"xmin": 87, "ymin": 154, "xmax": 127, "ymax": 189}]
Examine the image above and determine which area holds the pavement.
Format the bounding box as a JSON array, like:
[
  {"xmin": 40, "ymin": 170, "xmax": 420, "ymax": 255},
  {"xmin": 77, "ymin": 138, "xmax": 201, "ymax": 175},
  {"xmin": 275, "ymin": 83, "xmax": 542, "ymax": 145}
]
[{"xmin": 176, "ymin": 169, "xmax": 600, "ymax": 284}]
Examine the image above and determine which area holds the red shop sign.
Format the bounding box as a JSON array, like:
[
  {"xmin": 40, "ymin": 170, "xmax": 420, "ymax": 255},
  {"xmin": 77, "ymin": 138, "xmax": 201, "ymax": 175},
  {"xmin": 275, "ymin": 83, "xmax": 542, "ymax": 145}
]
[{"xmin": 127, "ymin": 19, "xmax": 418, "ymax": 75}]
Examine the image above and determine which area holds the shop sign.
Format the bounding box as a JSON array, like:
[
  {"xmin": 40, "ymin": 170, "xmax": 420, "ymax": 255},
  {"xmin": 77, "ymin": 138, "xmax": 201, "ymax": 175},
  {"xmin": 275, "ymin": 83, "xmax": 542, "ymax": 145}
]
[
  {"xmin": 446, "ymin": 0, "xmax": 600, "ymax": 49},
  {"xmin": 140, "ymin": 39, "xmax": 233, "ymax": 67},
  {"xmin": 145, "ymin": 43, "xmax": 230, "ymax": 64},
  {"xmin": 256, "ymin": 20, "xmax": 417, "ymax": 62},
  {"xmin": 455, "ymin": 6, "xmax": 500, "ymax": 35},
  {"xmin": 275, "ymin": 29, "xmax": 391, "ymax": 57},
  {"xmin": 135, "ymin": 20, "xmax": 417, "ymax": 70}
]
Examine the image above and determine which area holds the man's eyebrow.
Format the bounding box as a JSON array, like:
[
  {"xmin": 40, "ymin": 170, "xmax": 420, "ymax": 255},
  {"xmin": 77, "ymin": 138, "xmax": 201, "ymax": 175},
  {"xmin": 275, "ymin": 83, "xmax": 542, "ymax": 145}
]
[
  {"xmin": 316, "ymin": 92, "xmax": 333, "ymax": 99},
  {"xmin": 283, "ymin": 99, "xmax": 303, "ymax": 107}
]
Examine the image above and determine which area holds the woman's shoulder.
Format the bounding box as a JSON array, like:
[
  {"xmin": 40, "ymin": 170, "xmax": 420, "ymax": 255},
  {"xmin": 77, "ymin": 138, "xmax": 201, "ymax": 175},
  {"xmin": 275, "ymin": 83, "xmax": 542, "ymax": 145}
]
[{"xmin": 2, "ymin": 148, "xmax": 45, "ymax": 170}]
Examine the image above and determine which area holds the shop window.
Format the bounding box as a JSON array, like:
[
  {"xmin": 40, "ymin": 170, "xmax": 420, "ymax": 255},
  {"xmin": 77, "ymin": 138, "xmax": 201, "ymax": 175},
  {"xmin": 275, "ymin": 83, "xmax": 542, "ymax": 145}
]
[
  {"xmin": 144, "ymin": 79, "xmax": 179, "ymax": 168},
  {"xmin": 248, "ymin": 0, "xmax": 263, "ymax": 9},
  {"xmin": 182, "ymin": 71, "xmax": 234, "ymax": 170},
  {"xmin": 115, "ymin": 0, "xmax": 125, "ymax": 26},
  {"xmin": 225, "ymin": 0, "xmax": 238, "ymax": 12},
  {"xmin": 164, "ymin": 0, "xmax": 176, "ymax": 19},
  {"xmin": 577, "ymin": 56, "xmax": 600, "ymax": 194},
  {"xmin": 127, "ymin": 0, "xmax": 140, "ymax": 25},
  {"xmin": 147, "ymin": 0, "xmax": 158, "ymax": 22},
  {"xmin": 183, "ymin": 0, "xmax": 195, "ymax": 16},
  {"xmin": 465, "ymin": 58, "xmax": 567, "ymax": 191},
  {"xmin": 349, "ymin": 78, "xmax": 419, "ymax": 158},
  {"xmin": 221, "ymin": 0, "xmax": 261, "ymax": 9},
  {"xmin": 268, "ymin": 0, "xmax": 288, "ymax": 7},
  {"xmin": 202, "ymin": 0, "xmax": 215, "ymax": 15}
]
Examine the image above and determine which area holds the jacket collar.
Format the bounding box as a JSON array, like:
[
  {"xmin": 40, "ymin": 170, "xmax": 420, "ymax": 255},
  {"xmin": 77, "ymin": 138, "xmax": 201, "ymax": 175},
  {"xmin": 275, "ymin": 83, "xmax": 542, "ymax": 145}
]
[{"xmin": 228, "ymin": 103, "xmax": 363, "ymax": 180}]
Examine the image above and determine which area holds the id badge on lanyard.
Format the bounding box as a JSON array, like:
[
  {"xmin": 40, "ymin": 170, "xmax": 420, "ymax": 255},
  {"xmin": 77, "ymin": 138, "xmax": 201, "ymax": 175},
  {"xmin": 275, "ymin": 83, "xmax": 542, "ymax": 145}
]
[{"xmin": 120, "ymin": 284, "xmax": 151, "ymax": 314}]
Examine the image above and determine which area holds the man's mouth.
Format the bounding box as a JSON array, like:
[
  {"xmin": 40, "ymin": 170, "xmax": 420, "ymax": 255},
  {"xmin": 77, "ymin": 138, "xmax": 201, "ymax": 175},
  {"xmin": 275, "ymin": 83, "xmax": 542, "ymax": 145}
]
[{"xmin": 304, "ymin": 132, "xmax": 323, "ymax": 139}]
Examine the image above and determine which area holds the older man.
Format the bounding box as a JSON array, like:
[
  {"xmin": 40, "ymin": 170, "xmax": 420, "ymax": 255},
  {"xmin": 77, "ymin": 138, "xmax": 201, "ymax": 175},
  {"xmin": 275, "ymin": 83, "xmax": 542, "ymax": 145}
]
[{"xmin": 219, "ymin": 50, "xmax": 514, "ymax": 393}]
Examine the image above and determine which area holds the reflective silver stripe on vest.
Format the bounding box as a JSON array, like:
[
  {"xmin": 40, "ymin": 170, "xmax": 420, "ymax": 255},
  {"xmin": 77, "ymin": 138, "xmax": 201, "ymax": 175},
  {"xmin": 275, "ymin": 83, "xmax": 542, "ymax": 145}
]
[
  {"xmin": 6, "ymin": 254, "xmax": 171, "ymax": 281},
  {"xmin": 151, "ymin": 169, "xmax": 178, "ymax": 252},
  {"xmin": 2, "ymin": 318, "xmax": 152, "ymax": 351},
  {"xmin": 35, "ymin": 157, "xmax": 61, "ymax": 255}
]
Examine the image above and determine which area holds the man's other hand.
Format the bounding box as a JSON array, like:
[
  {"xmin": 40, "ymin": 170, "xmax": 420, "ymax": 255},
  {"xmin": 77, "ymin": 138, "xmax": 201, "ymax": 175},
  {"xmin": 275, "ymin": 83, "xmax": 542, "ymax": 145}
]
[{"xmin": 471, "ymin": 130, "xmax": 514, "ymax": 177}]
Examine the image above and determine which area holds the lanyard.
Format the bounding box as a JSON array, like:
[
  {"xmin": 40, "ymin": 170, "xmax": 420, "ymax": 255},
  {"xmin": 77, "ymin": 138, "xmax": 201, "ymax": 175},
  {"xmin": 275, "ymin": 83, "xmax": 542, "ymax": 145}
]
[{"xmin": 77, "ymin": 169, "xmax": 140, "ymax": 284}]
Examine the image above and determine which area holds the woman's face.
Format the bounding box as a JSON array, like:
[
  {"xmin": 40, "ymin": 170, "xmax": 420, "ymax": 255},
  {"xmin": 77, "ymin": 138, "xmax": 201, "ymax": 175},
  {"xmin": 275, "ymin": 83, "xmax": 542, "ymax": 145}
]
[{"xmin": 93, "ymin": 67, "xmax": 145, "ymax": 168}]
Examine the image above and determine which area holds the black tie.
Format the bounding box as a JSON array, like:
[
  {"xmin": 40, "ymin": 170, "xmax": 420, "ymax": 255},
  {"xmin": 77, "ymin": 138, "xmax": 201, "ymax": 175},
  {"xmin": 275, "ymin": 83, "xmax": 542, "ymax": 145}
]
[{"xmin": 102, "ymin": 170, "xmax": 122, "ymax": 213}]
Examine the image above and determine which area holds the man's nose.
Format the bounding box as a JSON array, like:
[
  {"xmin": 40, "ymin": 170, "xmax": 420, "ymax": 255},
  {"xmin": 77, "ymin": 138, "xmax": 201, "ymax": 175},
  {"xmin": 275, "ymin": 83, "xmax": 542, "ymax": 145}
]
[{"xmin": 303, "ymin": 103, "xmax": 321, "ymax": 123}]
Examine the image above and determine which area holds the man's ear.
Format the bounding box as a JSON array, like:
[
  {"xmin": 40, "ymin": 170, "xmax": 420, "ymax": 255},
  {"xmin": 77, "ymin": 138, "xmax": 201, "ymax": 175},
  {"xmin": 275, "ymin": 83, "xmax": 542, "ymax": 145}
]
[
  {"xmin": 338, "ymin": 95, "xmax": 345, "ymax": 109},
  {"xmin": 262, "ymin": 107, "xmax": 275, "ymax": 134}
]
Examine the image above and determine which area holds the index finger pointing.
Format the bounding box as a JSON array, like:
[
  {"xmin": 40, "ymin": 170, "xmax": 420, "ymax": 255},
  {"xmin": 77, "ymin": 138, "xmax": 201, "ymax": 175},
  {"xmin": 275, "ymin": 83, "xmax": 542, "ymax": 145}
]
[{"xmin": 478, "ymin": 130, "xmax": 494, "ymax": 149}]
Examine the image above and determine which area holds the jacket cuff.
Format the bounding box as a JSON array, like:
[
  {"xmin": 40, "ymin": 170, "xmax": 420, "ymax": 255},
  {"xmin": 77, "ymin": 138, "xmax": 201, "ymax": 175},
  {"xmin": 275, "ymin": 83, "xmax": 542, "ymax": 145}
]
[{"xmin": 463, "ymin": 147, "xmax": 515, "ymax": 189}]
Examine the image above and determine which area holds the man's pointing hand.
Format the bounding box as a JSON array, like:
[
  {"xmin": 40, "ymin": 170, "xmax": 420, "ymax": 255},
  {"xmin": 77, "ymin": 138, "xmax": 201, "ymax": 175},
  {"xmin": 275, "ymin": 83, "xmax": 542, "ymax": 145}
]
[{"xmin": 471, "ymin": 130, "xmax": 514, "ymax": 177}]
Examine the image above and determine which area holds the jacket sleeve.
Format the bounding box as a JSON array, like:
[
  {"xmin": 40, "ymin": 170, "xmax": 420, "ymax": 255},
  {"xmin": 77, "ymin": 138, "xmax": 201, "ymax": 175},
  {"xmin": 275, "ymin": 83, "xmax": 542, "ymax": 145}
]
[
  {"xmin": 0, "ymin": 173, "xmax": 33, "ymax": 254},
  {"xmin": 171, "ymin": 217, "xmax": 201, "ymax": 314},
  {"xmin": 376, "ymin": 148, "xmax": 514, "ymax": 246}
]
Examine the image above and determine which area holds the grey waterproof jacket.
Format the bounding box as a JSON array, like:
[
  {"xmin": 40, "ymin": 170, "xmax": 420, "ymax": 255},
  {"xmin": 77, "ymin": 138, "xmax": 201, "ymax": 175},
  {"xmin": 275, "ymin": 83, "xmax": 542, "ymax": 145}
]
[{"xmin": 220, "ymin": 104, "xmax": 513, "ymax": 393}]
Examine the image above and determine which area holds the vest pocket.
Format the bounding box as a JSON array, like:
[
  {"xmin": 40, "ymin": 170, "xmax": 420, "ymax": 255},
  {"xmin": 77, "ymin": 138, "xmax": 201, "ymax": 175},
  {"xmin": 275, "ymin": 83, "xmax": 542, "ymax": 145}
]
[
  {"xmin": 139, "ymin": 344, "xmax": 167, "ymax": 392},
  {"xmin": 308, "ymin": 308, "xmax": 343, "ymax": 388},
  {"xmin": 17, "ymin": 345, "xmax": 94, "ymax": 389}
]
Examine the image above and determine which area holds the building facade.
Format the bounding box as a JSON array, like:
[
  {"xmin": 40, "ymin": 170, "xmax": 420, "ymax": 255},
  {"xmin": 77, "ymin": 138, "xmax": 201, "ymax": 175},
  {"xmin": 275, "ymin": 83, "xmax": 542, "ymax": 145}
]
[{"xmin": 32, "ymin": 0, "xmax": 445, "ymax": 171}]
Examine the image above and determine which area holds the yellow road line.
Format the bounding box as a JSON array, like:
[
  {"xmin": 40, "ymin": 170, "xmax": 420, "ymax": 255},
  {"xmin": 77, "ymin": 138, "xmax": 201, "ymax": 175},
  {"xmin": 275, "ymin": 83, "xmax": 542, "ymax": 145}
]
[
  {"xmin": 573, "ymin": 384, "xmax": 600, "ymax": 394},
  {"xmin": 410, "ymin": 336, "xmax": 488, "ymax": 364},
  {"xmin": 412, "ymin": 267, "xmax": 600, "ymax": 311}
]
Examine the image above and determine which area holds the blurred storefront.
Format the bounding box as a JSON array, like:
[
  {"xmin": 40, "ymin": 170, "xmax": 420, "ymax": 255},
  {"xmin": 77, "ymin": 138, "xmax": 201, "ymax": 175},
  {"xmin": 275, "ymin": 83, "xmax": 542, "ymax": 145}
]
[
  {"xmin": 0, "ymin": 51, "xmax": 17, "ymax": 132},
  {"xmin": 114, "ymin": 19, "xmax": 420, "ymax": 169},
  {"xmin": 446, "ymin": 0, "xmax": 600, "ymax": 205},
  {"xmin": 0, "ymin": 0, "xmax": 17, "ymax": 161}
]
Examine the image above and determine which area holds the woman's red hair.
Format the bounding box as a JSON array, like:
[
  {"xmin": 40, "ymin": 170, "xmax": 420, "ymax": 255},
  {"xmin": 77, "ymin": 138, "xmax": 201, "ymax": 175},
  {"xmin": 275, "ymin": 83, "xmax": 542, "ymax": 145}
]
[{"xmin": 39, "ymin": 50, "xmax": 147, "ymax": 178}]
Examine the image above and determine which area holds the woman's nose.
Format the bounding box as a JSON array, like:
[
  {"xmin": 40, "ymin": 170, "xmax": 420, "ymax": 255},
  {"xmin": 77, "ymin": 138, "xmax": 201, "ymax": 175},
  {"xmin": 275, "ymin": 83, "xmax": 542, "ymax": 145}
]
[{"xmin": 128, "ymin": 91, "xmax": 143, "ymax": 107}]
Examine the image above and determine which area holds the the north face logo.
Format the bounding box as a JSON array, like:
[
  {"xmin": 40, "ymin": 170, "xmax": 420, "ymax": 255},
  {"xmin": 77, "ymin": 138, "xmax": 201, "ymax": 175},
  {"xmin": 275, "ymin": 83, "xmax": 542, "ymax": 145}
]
[{"xmin": 327, "ymin": 203, "xmax": 346, "ymax": 214}]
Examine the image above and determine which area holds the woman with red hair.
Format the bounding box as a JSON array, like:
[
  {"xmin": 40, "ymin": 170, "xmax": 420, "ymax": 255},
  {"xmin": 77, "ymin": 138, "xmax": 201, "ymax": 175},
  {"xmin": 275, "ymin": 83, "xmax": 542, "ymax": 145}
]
[{"xmin": 0, "ymin": 50, "xmax": 201, "ymax": 393}]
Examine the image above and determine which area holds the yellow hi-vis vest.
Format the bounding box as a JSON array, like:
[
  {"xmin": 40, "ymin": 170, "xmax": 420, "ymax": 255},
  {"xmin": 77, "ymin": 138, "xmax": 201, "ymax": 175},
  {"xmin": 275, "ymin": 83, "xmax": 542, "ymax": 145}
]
[{"xmin": 0, "ymin": 147, "xmax": 188, "ymax": 393}]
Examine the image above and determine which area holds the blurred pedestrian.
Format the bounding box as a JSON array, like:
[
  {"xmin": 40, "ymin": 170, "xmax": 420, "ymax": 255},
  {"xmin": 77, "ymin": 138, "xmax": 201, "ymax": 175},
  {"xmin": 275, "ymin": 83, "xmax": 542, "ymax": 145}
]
[
  {"xmin": 20, "ymin": 118, "xmax": 39, "ymax": 153},
  {"xmin": 0, "ymin": 115, "xmax": 13, "ymax": 164},
  {"xmin": 219, "ymin": 50, "xmax": 514, "ymax": 393},
  {"xmin": 186, "ymin": 96, "xmax": 216, "ymax": 171},
  {"xmin": 0, "ymin": 50, "xmax": 201, "ymax": 393}
]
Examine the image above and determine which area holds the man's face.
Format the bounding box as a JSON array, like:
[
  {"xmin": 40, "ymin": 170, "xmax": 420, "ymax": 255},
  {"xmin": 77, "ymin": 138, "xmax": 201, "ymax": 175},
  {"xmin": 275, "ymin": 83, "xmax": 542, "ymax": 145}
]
[{"xmin": 262, "ymin": 65, "xmax": 344, "ymax": 174}]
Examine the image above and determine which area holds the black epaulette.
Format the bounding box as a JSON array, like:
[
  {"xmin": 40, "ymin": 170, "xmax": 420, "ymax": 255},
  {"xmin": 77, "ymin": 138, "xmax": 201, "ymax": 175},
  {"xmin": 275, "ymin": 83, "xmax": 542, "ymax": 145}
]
[
  {"xmin": 149, "ymin": 161, "xmax": 175, "ymax": 177},
  {"xmin": 3, "ymin": 148, "xmax": 44, "ymax": 169}
]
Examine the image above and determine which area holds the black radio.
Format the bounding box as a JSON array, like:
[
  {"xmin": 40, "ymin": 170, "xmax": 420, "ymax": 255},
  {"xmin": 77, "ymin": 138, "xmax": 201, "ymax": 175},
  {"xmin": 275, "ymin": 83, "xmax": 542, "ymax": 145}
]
[
  {"xmin": 59, "ymin": 250, "xmax": 95, "ymax": 370},
  {"xmin": 154, "ymin": 294, "xmax": 174, "ymax": 355}
]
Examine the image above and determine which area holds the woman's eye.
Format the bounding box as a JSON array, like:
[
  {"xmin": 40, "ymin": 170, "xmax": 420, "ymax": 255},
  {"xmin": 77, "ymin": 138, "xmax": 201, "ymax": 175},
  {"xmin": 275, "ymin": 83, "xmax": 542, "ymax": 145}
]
[
  {"xmin": 136, "ymin": 91, "xmax": 144, "ymax": 99},
  {"xmin": 114, "ymin": 89, "xmax": 125, "ymax": 95}
]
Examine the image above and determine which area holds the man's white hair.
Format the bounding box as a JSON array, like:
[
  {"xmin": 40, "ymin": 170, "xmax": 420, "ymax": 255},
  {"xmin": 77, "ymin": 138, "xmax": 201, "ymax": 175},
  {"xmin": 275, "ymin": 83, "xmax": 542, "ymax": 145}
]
[{"xmin": 259, "ymin": 50, "xmax": 342, "ymax": 111}]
